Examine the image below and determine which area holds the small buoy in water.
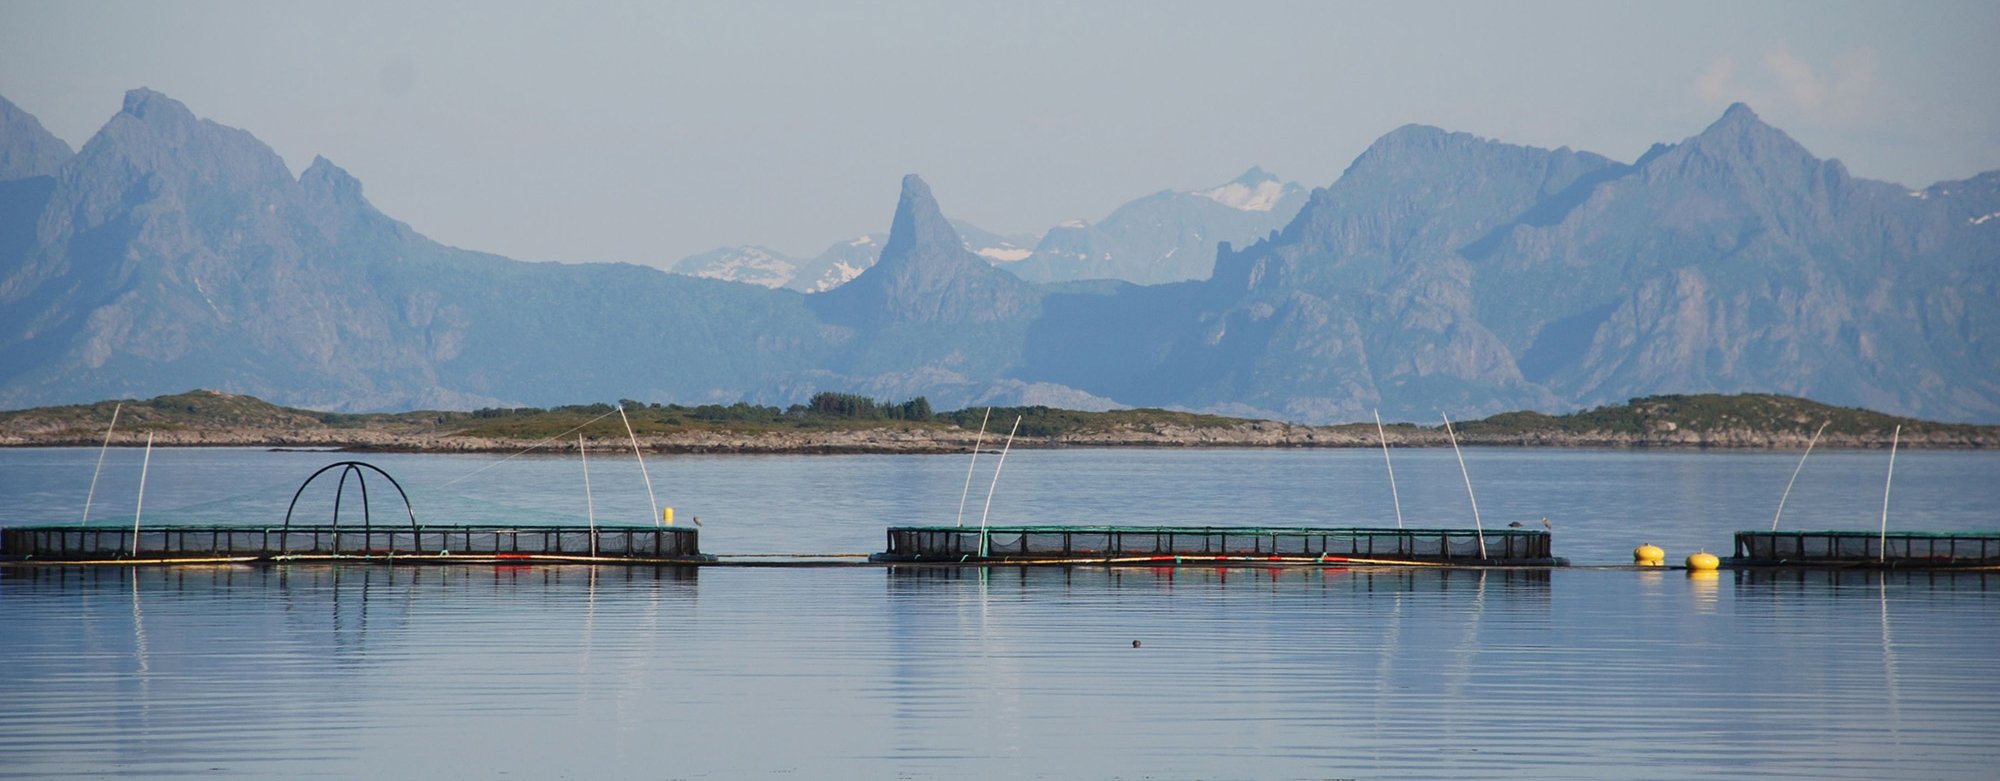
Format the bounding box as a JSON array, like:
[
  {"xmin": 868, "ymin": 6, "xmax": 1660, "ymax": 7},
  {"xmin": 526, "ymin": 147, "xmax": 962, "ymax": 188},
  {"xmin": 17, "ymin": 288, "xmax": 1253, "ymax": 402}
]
[
  {"xmin": 1132, "ymin": 640, "xmax": 1142, "ymax": 648},
  {"xmin": 1634, "ymin": 544, "xmax": 1666, "ymax": 566},
  {"xmin": 1686, "ymin": 551, "xmax": 1720, "ymax": 571}
]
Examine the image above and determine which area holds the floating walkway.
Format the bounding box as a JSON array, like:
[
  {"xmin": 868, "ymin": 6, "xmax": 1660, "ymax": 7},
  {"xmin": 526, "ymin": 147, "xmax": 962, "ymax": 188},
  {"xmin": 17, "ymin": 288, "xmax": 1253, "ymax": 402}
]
[
  {"xmin": 0, "ymin": 524, "xmax": 710, "ymax": 564},
  {"xmin": 871, "ymin": 525, "xmax": 1560, "ymax": 566},
  {"xmin": 1731, "ymin": 531, "xmax": 2000, "ymax": 569},
  {"xmin": 1, "ymin": 459, "xmax": 709, "ymax": 564}
]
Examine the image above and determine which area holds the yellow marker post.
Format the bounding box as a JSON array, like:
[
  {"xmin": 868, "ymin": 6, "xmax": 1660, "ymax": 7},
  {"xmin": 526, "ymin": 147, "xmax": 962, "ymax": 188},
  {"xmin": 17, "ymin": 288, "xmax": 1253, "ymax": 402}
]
[{"xmin": 663, "ymin": 507, "xmax": 674, "ymax": 527}]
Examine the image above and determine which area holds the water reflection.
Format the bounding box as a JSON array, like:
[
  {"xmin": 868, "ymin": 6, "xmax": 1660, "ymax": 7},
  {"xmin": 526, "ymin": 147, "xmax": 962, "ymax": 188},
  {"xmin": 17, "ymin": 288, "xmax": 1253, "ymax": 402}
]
[
  {"xmin": 1733, "ymin": 568, "xmax": 2000, "ymax": 592},
  {"xmin": 2, "ymin": 563, "xmax": 1997, "ymax": 779},
  {"xmin": 2, "ymin": 563, "xmax": 706, "ymax": 779},
  {"xmin": 883, "ymin": 562, "xmax": 1552, "ymax": 594},
  {"xmin": 1688, "ymin": 568, "xmax": 1721, "ymax": 612}
]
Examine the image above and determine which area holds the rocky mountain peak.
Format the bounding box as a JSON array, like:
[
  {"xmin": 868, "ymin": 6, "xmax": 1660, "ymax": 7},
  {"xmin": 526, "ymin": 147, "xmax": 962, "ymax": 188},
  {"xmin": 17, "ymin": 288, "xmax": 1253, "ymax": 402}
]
[
  {"xmin": 1671, "ymin": 101, "xmax": 1818, "ymax": 171},
  {"xmin": 1331, "ymin": 123, "xmax": 1521, "ymax": 192},
  {"xmin": 1715, "ymin": 101, "xmax": 1761, "ymax": 126},
  {"xmin": 811, "ymin": 174, "xmax": 1038, "ymax": 325},
  {"xmin": 1194, "ymin": 166, "xmax": 1299, "ymax": 212},
  {"xmin": 881, "ymin": 173, "xmax": 964, "ymax": 261},
  {"xmin": 79, "ymin": 88, "xmax": 287, "ymax": 184},
  {"xmin": 1351, "ymin": 124, "xmax": 1451, "ymax": 164},
  {"xmin": 1692, "ymin": 102, "xmax": 1788, "ymax": 144},
  {"xmin": 43, "ymin": 89, "xmax": 297, "ymax": 242},
  {"xmin": 1232, "ymin": 166, "xmax": 1276, "ymax": 185},
  {"xmin": 120, "ymin": 88, "xmax": 197, "ymax": 126},
  {"xmin": 299, "ymin": 154, "xmax": 407, "ymax": 243},
  {"xmin": 301, "ymin": 155, "xmax": 363, "ymax": 204},
  {"xmin": 0, "ymin": 94, "xmax": 75, "ymax": 180}
]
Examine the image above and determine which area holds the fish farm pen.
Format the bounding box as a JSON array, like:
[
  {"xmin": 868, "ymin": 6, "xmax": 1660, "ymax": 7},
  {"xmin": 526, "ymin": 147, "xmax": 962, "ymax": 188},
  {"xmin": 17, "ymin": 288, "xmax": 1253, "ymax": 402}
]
[
  {"xmin": 1732, "ymin": 531, "xmax": 2000, "ymax": 569},
  {"xmin": 872, "ymin": 526, "xmax": 1559, "ymax": 565},
  {"xmin": 0, "ymin": 525, "xmax": 710, "ymax": 564},
  {"xmin": 0, "ymin": 460, "xmax": 711, "ymax": 564}
]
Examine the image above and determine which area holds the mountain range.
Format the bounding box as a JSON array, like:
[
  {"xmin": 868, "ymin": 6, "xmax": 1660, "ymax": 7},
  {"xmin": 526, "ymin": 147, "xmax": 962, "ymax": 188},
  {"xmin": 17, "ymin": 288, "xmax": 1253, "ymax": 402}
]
[
  {"xmin": 667, "ymin": 167, "xmax": 1304, "ymax": 290},
  {"xmin": 1, "ymin": 89, "xmax": 1994, "ymax": 422},
  {"xmin": 667, "ymin": 218, "xmax": 1034, "ymax": 293},
  {"xmin": 1004, "ymin": 166, "xmax": 1309, "ymax": 285}
]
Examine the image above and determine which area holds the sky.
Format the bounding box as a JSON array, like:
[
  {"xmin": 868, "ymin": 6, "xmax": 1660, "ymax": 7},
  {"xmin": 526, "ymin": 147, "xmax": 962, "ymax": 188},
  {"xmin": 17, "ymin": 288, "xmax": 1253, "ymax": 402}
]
[{"xmin": 2, "ymin": 0, "xmax": 1996, "ymax": 266}]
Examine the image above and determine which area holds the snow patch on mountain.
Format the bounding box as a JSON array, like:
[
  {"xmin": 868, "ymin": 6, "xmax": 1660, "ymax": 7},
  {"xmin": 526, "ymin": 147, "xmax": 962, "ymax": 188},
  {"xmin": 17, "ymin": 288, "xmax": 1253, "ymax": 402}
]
[
  {"xmin": 1196, "ymin": 178, "xmax": 1289, "ymax": 211},
  {"xmin": 670, "ymin": 246, "xmax": 798, "ymax": 288}
]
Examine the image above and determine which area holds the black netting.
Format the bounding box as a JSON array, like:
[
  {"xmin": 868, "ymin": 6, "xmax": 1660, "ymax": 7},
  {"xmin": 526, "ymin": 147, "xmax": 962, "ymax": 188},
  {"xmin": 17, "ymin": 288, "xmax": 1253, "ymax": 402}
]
[
  {"xmin": 1, "ymin": 525, "xmax": 704, "ymax": 561},
  {"xmin": 879, "ymin": 526, "xmax": 1555, "ymax": 563}
]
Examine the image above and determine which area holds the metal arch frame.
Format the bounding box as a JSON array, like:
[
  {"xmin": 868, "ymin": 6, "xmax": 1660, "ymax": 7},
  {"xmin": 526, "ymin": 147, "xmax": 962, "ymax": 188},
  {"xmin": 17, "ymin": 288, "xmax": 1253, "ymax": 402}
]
[{"xmin": 281, "ymin": 461, "xmax": 421, "ymax": 553}]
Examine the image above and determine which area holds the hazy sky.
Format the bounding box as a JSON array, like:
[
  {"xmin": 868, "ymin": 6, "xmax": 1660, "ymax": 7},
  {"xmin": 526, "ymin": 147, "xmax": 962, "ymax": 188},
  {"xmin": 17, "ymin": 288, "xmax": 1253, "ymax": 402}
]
[{"xmin": 3, "ymin": 1, "xmax": 1996, "ymax": 266}]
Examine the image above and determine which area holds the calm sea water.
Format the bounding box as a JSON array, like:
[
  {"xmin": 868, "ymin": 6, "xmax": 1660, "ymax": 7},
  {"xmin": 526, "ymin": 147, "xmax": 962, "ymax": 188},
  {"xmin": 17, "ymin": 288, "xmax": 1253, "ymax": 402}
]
[{"xmin": 2, "ymin": 447, "xmax": 1996, "ymax": 779}]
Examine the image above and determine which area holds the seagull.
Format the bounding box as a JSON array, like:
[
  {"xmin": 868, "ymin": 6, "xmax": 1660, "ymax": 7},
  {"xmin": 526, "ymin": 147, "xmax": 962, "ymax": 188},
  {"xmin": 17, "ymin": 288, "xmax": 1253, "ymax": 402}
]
[
  {"xmin": 1541, "ymin": 517, "xmax": 1552, "ymax": 530},
  {"xmin": 1508, "ymin": 521, "xmax": 1524, "ymax": 528}
]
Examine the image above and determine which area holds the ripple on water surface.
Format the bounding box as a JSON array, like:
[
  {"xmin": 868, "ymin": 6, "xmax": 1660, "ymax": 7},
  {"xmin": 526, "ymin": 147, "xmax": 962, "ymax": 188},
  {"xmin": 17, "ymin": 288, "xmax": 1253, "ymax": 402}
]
[{"xmin": 1, "ymin": 564, "xmax": 1996, "ymax": 779}]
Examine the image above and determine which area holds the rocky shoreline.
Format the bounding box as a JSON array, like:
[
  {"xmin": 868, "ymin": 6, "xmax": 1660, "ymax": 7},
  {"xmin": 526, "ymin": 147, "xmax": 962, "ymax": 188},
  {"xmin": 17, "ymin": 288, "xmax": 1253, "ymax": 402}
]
[{"xmin": 3, "ymin": 419, "xmax": 1992, "ymax": 453}]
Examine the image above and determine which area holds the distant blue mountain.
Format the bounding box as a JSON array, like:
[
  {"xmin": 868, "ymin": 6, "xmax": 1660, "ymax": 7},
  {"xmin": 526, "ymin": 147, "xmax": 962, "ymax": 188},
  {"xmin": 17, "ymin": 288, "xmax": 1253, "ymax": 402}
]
[
  {"xmin": 1, "ymin": 91, "xmax": 1993, "ymax": 422},
  {"xmin": 1020, "ymin": 105, "xmax": 2000, "ymax": 421},
  {"xmin": 666, "ymin": 169, "xmax": 1301, "ymax": 291},
  {"xmin": 665, "ymin": 220, "xmax": 1031, "ymax": 292},
  {"xmin": 1004, "ymin": 167, "xmax": 1309, "ymax": 285},
  {"xmin": 0, "ymin": 95, "xmax": 71, "ymax": 180},
  {"xmin": 0, "ymin": 90, "xmax": 831, "ymax": 410}
]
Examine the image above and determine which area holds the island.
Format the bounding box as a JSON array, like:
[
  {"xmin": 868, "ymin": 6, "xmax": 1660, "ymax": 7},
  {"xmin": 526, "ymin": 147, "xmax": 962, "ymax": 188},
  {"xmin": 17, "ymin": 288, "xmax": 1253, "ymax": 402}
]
[{"xmin": 0, "ymin": 390, "xmax": 1992, "ymax": 453}]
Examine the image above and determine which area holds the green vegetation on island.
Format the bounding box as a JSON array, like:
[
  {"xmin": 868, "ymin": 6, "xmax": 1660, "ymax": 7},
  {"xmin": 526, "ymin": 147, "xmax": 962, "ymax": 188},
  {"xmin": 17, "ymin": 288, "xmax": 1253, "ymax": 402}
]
[
  {"xmin": 1453, "ymin": 393, "xmax": 1991, "ymax": 441},
  {"xmin": 0, "ymin": 390, "xmax": 1993, "ymax": 451}
]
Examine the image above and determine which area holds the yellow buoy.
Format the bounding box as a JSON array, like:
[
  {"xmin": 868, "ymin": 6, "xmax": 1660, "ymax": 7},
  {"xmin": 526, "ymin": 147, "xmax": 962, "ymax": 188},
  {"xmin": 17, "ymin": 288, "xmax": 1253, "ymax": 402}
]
[
  {"xmin": 1634, "ymin": 544, "xmax": 1666, "ymax": 566},
  {"xmin": 1686, "ymin": 551, "xmax": 1720, "ymax": 571}
]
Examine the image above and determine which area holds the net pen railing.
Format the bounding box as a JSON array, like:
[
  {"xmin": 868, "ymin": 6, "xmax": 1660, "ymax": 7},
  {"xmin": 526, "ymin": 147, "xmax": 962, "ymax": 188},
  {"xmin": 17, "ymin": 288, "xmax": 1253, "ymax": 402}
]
[
  {"xmin": 1, "ymin": 525, "xmax": 706, "ymax": 561},
  {"xmin": 879, "ymin": 526, "xmax": 1552, "ymax": 563},
  {"xmin": 1734, "ymin": 531, "xmax": 2000, "ymax": 565}
]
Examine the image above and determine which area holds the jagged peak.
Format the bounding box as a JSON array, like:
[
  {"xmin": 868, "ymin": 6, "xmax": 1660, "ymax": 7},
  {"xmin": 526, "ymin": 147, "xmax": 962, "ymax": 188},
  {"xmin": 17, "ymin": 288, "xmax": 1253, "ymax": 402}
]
[
  {"xmin": 881, "ymin": 173, "xmax": 965, "ymax": 260},
  {"xmin": 1720, "ymin": 101, "xmax": 1760, "ymax": 123},
  {"xmin": 120, "ymin": 87, "xmax": 196, "ymax": 125},
  {"xmin": 299, "ymin": 155, "xmax": 370, "ymax": 218},
  {"xmin": 1685, "ymin": 101, "xmax": 1811, "ymax": 155},
  {"xmin": 1640, "ymin": 101, "xmax": 1828, "ymax": 185},
  {"xmin": 1196, "ymin": 166, "xmax": 1297, "ymax": 212},
  {"xmin": 1332, "ymin": 123, "xmax": 1578, "ymax": 191},
  {"xmin": 1370, "ymin": 123, "xmax": 1451, "ymax": 149},
  {"xmin": 301, "ymin": 155, "xmax": 360, "ymax": 192},
  {"xmin": 0, "ymin": 93, "xmax": 62, "ymax": 138},
  {"xmin": 1345, "ymin": 124, "xmax": 1491, "ymax": 170},
  {"xmin": 811, "ymin": 173, "xmax": 1037, "ymax": 325},
  {"xmin": 1231, "ymin": 166, "xmax": 1276, "ymax": 185},
  {"xmin": 80, "ymin": 87, "xmax": 278, "ymax": 170},
  {"xmin": 0, "ymin": 93, "xmax": 75, "ymax": 179},
  {"xmin": 69, "ymin": 87, "xmax": 294, "ymax": 190},
  {"xmin": 1695, "ymin": 102, "xmax": 1780, "ymax": 139}
]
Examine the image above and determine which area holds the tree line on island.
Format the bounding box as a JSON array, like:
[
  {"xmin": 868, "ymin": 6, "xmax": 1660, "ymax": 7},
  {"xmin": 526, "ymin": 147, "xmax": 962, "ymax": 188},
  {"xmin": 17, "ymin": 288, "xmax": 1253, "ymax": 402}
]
[
  {"xmin": 468, "ymin": 392, "xmax": 932, "ymax": 425},
  {"xmin": 4, "ymin": 388, "xmax": 1996, "ymax": 450}
]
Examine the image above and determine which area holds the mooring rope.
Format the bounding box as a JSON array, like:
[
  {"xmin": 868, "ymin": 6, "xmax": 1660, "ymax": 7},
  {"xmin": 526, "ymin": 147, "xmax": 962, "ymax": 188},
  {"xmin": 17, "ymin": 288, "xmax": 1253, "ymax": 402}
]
[{"xmin": 433, "ymin": 406, "xmax": 625, "ymax": 489}]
